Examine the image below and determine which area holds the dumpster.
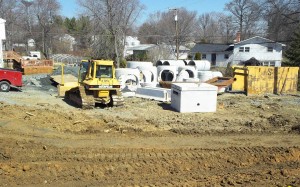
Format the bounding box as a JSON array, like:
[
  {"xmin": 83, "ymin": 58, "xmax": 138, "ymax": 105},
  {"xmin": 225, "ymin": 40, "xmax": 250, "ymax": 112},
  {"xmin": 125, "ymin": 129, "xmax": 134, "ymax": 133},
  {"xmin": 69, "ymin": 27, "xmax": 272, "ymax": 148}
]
[{"xmin": 232, "ymin": 66, "xmax": 299, "ymax": 95}]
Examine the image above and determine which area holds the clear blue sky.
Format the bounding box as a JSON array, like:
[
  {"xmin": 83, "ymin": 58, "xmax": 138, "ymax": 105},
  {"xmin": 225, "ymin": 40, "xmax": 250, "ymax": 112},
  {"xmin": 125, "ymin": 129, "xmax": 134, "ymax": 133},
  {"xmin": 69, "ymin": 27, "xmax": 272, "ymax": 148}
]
[{"xmin": 59, "ymin": 0, "xmax": 230, "ymax": 23}]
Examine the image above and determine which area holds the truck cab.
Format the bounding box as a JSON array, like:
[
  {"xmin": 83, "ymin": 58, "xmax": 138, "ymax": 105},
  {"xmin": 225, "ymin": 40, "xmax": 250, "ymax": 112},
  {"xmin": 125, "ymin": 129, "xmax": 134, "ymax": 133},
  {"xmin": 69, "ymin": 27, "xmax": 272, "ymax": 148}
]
[{"xmin": 0, "ymin": 68, "xmax": 22, "ymax": 92}]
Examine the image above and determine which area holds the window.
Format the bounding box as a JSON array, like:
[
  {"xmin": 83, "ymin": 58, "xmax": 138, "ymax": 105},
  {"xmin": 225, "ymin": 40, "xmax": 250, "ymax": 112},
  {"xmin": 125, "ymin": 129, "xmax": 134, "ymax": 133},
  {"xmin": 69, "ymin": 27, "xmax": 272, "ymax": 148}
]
[
  {"xmin": 239, "ymin": 47, "xmax": 244, "ymax": 52},
  {"xmin": 245, "ymin": 47, "xmax": 250, "ymax": 52},
  {"xmin": 267, "ymin": 47, "xmax": 273, "ymax": 52},
  {"xmin": 96, "ymin": 65, "xmax": 113, "ymax": 78},
  {"xmin": 224, "ymin": 54, "xmax": 229, "ymax": 59},
  {"xmin": 262, "ymin": 61, "xmax": 276, "ymax": 67},
  {"xmin": 202, "ymin": 54, "xmax": 206, "ymax": 59}
]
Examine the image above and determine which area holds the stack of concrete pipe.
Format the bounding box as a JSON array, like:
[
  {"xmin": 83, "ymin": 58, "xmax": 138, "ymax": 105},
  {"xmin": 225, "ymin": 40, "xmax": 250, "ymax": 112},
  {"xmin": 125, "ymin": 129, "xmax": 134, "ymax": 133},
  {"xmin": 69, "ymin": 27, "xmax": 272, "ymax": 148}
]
[
  {"xmin": 187, "ymin": 60, "xmax": 224, "ymax": 82},
  {"xmin": 116, "ymin": 61, "xmax": 159, "ymax": 92},
  {"xmin": 156, "ymin": 60, "xmax": 198, "ymax": 82}
]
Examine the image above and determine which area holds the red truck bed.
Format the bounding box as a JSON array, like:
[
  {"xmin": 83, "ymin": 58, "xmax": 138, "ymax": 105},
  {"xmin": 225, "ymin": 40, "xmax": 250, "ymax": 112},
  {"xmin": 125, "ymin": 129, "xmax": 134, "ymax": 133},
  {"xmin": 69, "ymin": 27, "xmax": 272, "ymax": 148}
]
[{"xmin": 0, "ymin": 68, "xmax": 22, "ymax": 92}]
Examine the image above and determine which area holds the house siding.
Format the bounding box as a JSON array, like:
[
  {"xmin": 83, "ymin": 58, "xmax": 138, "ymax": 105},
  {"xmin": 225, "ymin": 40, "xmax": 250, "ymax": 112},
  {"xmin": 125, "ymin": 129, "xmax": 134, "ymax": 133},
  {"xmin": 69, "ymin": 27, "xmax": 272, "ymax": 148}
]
[{"xmin": 199, "ymin": 52, "xmax": 232, "ymax": 67}]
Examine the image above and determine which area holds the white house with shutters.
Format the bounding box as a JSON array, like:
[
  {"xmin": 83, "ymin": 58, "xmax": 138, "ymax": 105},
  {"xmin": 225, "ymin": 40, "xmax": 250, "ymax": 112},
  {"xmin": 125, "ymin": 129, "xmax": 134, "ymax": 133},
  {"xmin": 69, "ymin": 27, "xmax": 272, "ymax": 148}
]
[{"xmin": 232, "ymin": 36, "xmax": 285, "ymax": 67}]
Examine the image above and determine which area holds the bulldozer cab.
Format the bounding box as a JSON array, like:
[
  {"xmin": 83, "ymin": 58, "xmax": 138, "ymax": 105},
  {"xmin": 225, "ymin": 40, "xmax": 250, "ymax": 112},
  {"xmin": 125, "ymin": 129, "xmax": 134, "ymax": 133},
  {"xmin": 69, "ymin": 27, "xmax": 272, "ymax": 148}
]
[{"xmin": 78, "ymin": 60, "xmax": 119, "ymax": 87}]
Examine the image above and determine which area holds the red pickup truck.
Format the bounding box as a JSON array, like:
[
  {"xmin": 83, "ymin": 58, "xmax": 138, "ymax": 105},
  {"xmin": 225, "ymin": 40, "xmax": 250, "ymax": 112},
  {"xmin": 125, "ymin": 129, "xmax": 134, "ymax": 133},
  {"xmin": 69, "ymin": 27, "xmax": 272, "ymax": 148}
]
[{"xmin": 0, "ymin": 68, "xmax": 22, "ymax": 92}]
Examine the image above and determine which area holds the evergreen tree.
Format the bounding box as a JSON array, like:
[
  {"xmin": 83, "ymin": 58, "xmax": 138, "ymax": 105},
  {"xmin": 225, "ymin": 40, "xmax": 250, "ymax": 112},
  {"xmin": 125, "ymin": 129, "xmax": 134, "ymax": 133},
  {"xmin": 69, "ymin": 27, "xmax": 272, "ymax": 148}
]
[{"xmin": 285, "ymin": 26, "xmax": 300, "ymax": 67}]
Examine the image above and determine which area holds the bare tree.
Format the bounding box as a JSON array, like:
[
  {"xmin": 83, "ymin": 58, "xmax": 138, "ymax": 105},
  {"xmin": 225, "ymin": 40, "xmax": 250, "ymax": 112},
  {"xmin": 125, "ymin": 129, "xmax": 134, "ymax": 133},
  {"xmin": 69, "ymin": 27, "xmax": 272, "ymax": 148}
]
[
  {"xmin": 31, "ymin": 0, "xmax": 60, "ymax": 58},
  {"xmin": 262, "ymin": 0, "xmax": 300, "ymax": 41},
  {"xmin": 0, "ymin": 0, "xmax": 24, "ymax": 50},
  {"xmin": 225, "ymin": 0, "xmax": 262, "ymax": 39},
  {"xmin": 78, "ymin": 0, "xmax": 144, "ymax": 67},
  {"xmin": 138, "ymin": 8, "xmax": 197, "ymax": 51},
  {"xmin": 196, "ymin": 12, "xmax": 221, "ymax": 43},
  {"xmin": 218, "ymin": 14, "xmax": 237, "ymax": 43}
]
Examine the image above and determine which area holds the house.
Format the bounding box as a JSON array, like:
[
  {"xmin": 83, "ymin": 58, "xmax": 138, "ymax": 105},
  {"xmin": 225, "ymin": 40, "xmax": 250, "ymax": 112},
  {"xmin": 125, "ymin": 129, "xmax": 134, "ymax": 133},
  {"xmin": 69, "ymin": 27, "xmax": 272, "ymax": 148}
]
[
  {"xmin": 124, "ymin": 36, "xmax": 190, "ymax": 60},
  {"xmin": 232, "ymin": 36, "xmax": 285, "ymax": 67},
  {"xmin": 190, "ymin": 35, "xmax": 285, "ymax": 67},
  {"xmin": 162, "ymin": 44, "xmax": 190, "ymax": 60},
  {"xmin": 56, "ymin": 34, "xmax": 77, "ymax": 51},
  {"xmin": 129, "ymin": 44, "xmax": 157, "ymax": 59},
  {"xmin": 190, "ymin": 43, "xmax": 233, "ymax": 67},
  {"xmin": 124, "ymin": 36, "xmax": 142, "ymax": 56}
]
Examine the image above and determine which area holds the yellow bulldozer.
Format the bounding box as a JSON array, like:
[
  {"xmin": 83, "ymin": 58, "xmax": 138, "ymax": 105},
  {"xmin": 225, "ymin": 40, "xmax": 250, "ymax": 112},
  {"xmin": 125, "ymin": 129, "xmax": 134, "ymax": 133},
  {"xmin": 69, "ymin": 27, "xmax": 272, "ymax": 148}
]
[{"xmin": 59, "ymin": 60, "xmax": 124, "ymax": 109}]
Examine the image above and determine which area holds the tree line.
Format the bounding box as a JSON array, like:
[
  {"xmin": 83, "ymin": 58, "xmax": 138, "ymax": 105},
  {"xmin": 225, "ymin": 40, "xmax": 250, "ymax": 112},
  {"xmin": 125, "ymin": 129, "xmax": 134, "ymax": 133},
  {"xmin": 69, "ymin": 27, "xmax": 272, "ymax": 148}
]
[{"xmin": 0, "ymin": 0, "xmax": 299, "ymax": 66}]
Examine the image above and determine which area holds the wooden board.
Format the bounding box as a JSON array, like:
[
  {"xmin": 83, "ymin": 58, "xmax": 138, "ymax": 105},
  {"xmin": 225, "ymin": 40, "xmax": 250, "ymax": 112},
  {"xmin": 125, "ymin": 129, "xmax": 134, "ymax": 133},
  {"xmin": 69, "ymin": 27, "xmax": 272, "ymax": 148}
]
[{"xmin": 23, "ymin": 66, "xmax": 53, "ymax": 75}]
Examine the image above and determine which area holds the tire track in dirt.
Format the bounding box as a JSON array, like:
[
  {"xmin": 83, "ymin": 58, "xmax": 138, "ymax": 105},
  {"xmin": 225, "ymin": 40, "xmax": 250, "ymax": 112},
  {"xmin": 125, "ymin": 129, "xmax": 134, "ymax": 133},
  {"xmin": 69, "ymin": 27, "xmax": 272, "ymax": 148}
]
[{"xmin": 1, "ymin": 138, "xmax": 299, "ymax": 186}]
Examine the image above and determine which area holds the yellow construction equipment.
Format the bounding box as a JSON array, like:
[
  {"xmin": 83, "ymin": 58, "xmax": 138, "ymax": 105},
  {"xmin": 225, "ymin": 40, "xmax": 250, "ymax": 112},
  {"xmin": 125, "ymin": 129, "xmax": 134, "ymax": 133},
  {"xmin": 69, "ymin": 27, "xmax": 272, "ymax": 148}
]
[{"xmin": 60, "ymin": 60, "xmax": 124, "ymax": 109}]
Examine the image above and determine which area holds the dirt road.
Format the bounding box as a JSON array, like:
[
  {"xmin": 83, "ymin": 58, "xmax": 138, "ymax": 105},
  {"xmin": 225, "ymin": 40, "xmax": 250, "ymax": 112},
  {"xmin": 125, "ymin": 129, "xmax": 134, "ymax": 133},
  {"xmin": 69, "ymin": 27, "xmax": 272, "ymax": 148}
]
[{"xmin": 0, "ymin": 86, "xmax": 300, "ymax": 186}]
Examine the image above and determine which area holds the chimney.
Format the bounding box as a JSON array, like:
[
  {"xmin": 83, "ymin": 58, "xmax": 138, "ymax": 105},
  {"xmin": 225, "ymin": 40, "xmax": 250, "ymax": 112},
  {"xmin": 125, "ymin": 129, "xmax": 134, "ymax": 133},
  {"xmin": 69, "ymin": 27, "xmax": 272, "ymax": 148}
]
[{"xmin": 235, "ymin": 32, "xmax": 241, "ymax": 43}]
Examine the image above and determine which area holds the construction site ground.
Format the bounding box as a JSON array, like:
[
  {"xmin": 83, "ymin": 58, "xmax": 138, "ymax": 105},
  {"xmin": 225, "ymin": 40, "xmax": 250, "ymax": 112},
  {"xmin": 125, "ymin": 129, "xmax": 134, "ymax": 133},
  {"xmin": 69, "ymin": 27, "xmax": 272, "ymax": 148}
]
[{"xmin": 0, "ymin": 75, "xmax": 300, "ymax": 186}]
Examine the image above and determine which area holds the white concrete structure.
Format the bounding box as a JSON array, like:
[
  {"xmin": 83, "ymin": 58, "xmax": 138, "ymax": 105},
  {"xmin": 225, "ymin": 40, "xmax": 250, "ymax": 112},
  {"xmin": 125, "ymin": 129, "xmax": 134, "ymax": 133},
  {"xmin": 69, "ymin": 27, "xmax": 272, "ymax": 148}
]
[
  {"xmin": 187, "ymin": 60, "xmax": 211, "ymax": 71},
  {"xmin": 232, "ymin": 36, "xmax": 285, "ymax": 67},
  {"xmin": 0, "ymin": 18, "xmax": 6, "ymax": 68},
  {"xmin": 171, "ymin": 83, "xmax": 218, "ymax": 113},
  {"xmin": 135, "ymin": 87, "xmax": 171, "ymax": 102}
]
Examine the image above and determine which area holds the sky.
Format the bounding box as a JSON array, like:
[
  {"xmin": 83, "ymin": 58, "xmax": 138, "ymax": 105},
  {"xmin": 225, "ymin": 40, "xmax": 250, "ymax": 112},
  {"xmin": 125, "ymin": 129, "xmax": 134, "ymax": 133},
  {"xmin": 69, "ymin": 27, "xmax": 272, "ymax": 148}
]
[{"xmin": 59, "ymin": 0, "xmax": 230, "ymax": 24}]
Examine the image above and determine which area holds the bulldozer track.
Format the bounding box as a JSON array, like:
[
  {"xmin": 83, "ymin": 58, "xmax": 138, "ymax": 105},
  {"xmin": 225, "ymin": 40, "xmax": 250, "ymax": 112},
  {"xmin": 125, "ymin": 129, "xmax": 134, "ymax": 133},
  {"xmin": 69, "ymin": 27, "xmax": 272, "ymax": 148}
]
[
  {"xmin": 66, "ymin": 86, "xmax": 95, "ymax": 109},
  {"xmin": 112, "ymin": 94, "xmax": 124, "ymax": 107},
  {"xmin": 78, "ymin": 86, "xmax": 95, "ymax": 109}
]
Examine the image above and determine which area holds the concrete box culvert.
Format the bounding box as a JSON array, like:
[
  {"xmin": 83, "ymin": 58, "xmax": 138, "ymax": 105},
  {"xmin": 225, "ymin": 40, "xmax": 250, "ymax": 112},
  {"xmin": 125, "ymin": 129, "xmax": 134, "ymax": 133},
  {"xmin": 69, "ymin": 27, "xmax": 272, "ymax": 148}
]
[
  {"xmin": 157, "ymin": 66, "xmax": 177, "ymax": 82},
  {"xmin": 162, "ymin": 60, "xmax": 186, "ymax": 67},
  {"xmin": 127, "ymin": 61, "xmax": 153, "ymax": 69},
  {"xmin": 188, "ymin": 60, "xmax": 211, "ymax": 71}
]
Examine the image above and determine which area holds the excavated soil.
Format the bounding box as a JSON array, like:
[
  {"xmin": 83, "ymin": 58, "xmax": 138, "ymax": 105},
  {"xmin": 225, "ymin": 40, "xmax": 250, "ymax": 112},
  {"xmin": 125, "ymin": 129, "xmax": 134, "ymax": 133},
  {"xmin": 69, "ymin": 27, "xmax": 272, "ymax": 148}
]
[{"xmin": 0, "ymin": 81, "xmax": 300, "ymax": 186}]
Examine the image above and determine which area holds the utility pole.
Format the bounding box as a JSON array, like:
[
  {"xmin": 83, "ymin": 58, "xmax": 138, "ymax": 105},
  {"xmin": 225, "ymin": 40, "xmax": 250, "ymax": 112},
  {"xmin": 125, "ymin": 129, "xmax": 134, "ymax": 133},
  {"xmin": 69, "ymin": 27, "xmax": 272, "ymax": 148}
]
[
  {"xmin": 21, "ymin": 0, "xmax": 33, "ymax": 52},
  {"xmin": 169, "ymin": 8, "xmax": 179, "ymax": 60}
]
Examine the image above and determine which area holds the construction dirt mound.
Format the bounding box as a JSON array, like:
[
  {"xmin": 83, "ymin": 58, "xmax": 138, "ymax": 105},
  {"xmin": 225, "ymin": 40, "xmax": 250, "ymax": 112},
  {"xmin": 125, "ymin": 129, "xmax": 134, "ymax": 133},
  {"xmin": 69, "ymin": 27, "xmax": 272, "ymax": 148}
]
[{"xmin": 0, "ymin": 86, "xmax": 300, "ymax": 186}]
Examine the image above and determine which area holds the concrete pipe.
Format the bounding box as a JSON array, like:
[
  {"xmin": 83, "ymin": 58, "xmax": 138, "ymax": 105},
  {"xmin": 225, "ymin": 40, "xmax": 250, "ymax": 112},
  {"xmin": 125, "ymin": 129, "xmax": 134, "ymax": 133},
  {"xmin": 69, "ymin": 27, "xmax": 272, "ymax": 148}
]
[
  {"xmin": 212, "ymin": 71, "xmax": 223, "ymax": 78},
  {"xmin": 137, "ymin": 66, "xmax": 158, "ymax": 83},
  {"xmin": 127, "ymin": 61, "xmax": 153, "ymax": 69},
  {"xmin": 157, "ymin": 66, "xmax": 177, "ymax": 82},
  {"xmin": 115, "ymin": 68, "xmax": 140, "ymax": 79},
  {"xmin": 177, "ymin": 66, "xmax": 197, "ymax": 79},
  {"xmin": 162, "ymin": 60, "xmax": 186, "ymax": 67},
  {"xmin": 176, "ymin": 70, "xmax": 190, "ymax": 82},
  {"xmin": 198, "ymin": 71, "xmax": 213, "ymax": 82},
  {"xmin": 188, "ymin": 60, "xmax": 211, "ymax": 71},
  {"xmin": 118, "ymin": 74, "xmax": 140, "ymax": 91},
  {"xmin": 140, "ymin": 70, "xmax": 153, "ymax": 83}
]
